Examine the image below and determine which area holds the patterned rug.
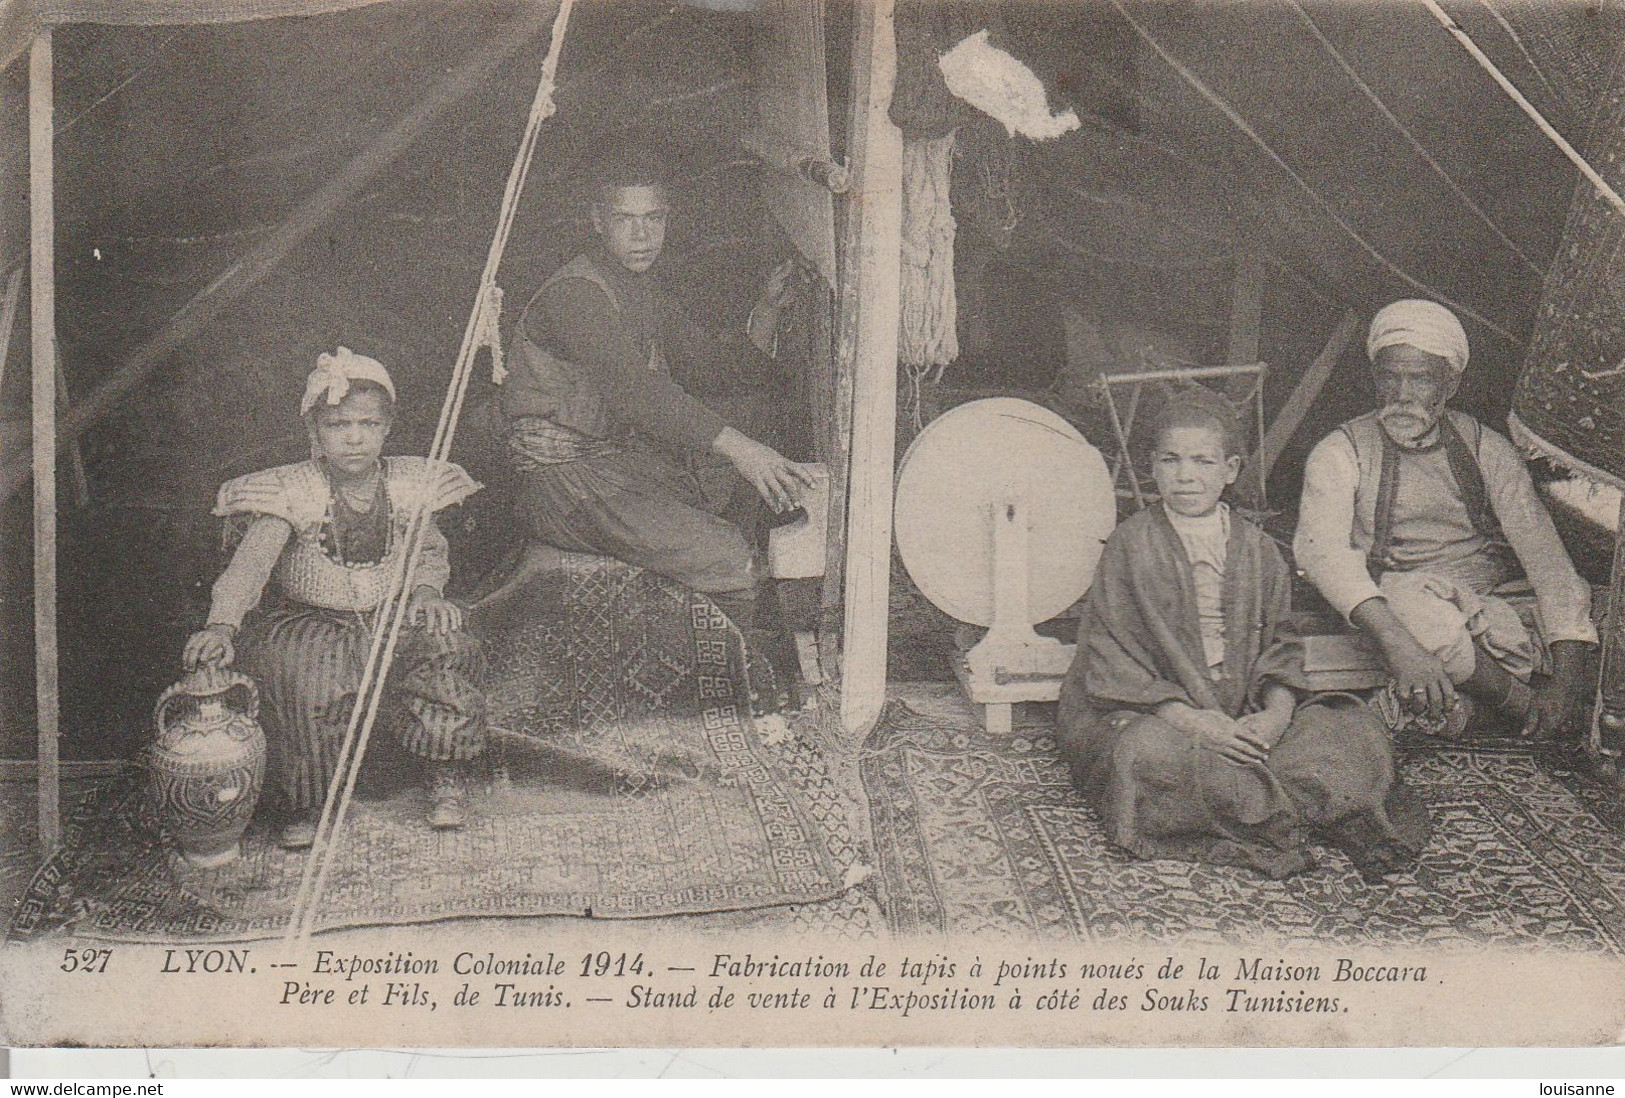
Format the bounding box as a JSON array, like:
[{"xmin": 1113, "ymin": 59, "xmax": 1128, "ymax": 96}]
[
  {"xmin": 864, "ymin": 685, "xmax": 1625, "ymax": 952},
  {"xmin": 8, "ymin": 557, "xmax": 870, "ymax": 942},
  {"xmin": 1512, "ymin": 48, "xmax": 1625, "ymax": 490}
]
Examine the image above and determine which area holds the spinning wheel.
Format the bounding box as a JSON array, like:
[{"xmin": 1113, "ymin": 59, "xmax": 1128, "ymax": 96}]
[{"xmin": 894, "ymin": 398, "xmax": 1116, "ymax": 732}]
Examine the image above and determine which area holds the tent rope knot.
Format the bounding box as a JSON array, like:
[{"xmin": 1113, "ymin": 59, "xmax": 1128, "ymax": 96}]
[{"xmin": 478, "ymin": 283, "xmax": 506, "ymax": 384}]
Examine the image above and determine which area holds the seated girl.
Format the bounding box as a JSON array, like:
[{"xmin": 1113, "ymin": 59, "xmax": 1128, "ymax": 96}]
[
  {"xmin": 182, "ymin": 348, "xmax": 487, "ymax": 850},
  {"xmin": 1057, "ymin": 388, "xmax": 1431, "ymax": 880}
]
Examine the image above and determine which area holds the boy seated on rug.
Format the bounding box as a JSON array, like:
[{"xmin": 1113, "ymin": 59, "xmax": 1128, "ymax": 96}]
[
  {"xmin": 1057, "ymin": 388, "xmax": 1432, "ymax": 880},
  {"xmin": 182, "ymin": 348, "xmax": 488, "ymax": 851}
]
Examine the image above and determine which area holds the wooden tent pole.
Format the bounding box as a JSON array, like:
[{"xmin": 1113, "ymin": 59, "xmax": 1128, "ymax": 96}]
[
  {"xmin": 838, "ymin": 0, "xmax": 903, "ymax": 738},
  {"xmin": 0, "ymin": 4, "xmax": 556, "ymax": 506},
  {"xmin": 1226, "ymin": 250, "xmax": 1264, "ymax": 364},
  {"xmin": 1236, "ymin": 308, "xmax": 1358, "ymax": 505},
  {"xmin": 1222, "ymin": 248, "xmax": 1264, "ymax": 400},
  {"xmin": 30, "ymin": 30, "xmax": 60, "ymax": 855}
]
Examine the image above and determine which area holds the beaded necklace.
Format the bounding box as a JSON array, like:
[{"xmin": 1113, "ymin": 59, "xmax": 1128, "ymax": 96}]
[{"xmin": 319, "ymin": 460, "xmax": 393, "ymax": 569}]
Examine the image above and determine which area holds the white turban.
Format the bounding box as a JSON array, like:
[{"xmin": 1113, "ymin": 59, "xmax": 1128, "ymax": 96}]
[
  {"xmin": 1366, "ymin": 299, "xmax": 1470, "ymax": 376},
  {"xmin": 300, "ymin": 347, "xmax": 396, "ymax": 416}
]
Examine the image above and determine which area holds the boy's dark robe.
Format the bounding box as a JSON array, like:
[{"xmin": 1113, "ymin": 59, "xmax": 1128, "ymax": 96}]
[
  {"xmin": 1058, "ymin": 504, "xmax": 1430, "ymax": 879},
  {"xmin": 497, "ymin": 247, "xmax": 779, "ymax": 622}
]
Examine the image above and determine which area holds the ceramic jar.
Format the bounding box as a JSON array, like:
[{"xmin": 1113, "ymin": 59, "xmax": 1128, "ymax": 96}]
[{"xmin": 149, "ymin": 668, "xmax": 267, "ymax": 867}]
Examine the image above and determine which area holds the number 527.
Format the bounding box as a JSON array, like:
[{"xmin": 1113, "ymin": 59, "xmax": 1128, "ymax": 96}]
[{"xmin": 60, "ymin": 947, "xmax": 112, "ymax": 973}]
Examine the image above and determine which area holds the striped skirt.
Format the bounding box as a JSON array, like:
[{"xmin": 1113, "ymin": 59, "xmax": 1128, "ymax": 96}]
[{"xmin": 239, "ymin": 603, "xmax": 487, "ymax": 815}]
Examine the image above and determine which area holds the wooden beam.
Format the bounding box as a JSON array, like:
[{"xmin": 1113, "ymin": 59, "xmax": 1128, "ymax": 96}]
[
  {"xmin": 0, "ymin": 758, "xmax": 124, "ymax": 782},
  {"xmin": 55, "ymin": 358, "xmax": 88, "ymax": 508},
  {"xmin": 838, "ymin": 0, "xmax": 903, "ymax": 738},
  {"xmin": 1222, "ymin": 248, "xmax": 1265, "ymax": 399},
  {"xmin": 0, "ymin": 265, "xmax": 23, "ymax": 394},
  {"xmin": 1237, "ymin": 309, "xmax": 1358, "ymax": 502},
  {"xmin": 1226, "ymin": 249, "xmax": 1265, "ymax": 364},
  {"xmin": 0, "ymin": 4, "xmax": 558, "ymax": 505},
  {"xmin": 30, "ymin": 30, "xmax": 60, "ymax": 856},
  {"xmin": 1593, "ymin": 492, "xmax": 1625, "ymax": 759}
]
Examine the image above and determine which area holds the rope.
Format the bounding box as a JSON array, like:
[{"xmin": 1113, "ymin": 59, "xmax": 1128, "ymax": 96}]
[
  {"xmin": 1422, "ymin": 0, "xmax": 1625, "ymax": 224},
  {"xmin": 1106, "ymin": 0, "xmax": 1519, "ymax": 345},
  {"xmin": 480, "ymin": 284, "xmax": 506, "ymax": 384},
  {"xmin": 286, "ymin": 0, "xmax": 576, "ymax": 943},
  {"xmin": 1474, "ymin": 0, "xmax": 1571, "ymax": 117},
  {"xmin": 1284, "ymin": 0, "xmax": 1542, "ymax": 275}
]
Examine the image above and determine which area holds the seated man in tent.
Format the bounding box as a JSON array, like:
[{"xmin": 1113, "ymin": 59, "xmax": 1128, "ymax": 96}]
[
  {"xmin": 500, "ymin": 150, "xmax": 815, "ymax": 637},
  {"xmin": 1294, "ymin": 300, "xmax": 1597, "ymax": 740}
]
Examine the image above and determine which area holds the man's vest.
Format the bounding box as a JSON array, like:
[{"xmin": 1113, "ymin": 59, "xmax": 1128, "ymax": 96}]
[
  {"xmin": 1336, "ymin": 409, "xmax": 1506, "ymax": 579},
  {"xmin": 499, "ymin": 254, "xmax": 664, "ymax": 440}
]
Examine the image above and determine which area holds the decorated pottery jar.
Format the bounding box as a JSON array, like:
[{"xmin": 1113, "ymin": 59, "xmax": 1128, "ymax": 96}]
[{"xmin": 149, "ymin": 668, "xmax": 267, "ymax": 867}]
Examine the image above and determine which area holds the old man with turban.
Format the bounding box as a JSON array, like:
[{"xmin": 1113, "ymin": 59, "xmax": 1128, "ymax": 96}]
[{"xmin": 1294, "ymin": 300, "xmax": 1596, "ymax": 739}]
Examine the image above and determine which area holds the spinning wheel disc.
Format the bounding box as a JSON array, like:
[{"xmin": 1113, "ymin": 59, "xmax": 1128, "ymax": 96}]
[{"xmin": 894, "ymin": 398, "xmax": 1115, "ymax": 628}]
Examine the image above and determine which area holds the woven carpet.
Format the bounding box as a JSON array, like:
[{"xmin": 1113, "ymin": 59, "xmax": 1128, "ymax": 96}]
[
  {"xmin": 7, "ymin": 556, "xmax": 873, "ymax": 942},
  {"xmin": 1512, "ymin": 47, "xmax": 1625, "ymax": 491},
  {"xmin": 865, "ymin": 685, "xmax": 1625, "ymax": 951}
]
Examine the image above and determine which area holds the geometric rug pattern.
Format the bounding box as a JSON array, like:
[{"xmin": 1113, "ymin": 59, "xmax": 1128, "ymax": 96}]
[
  {"xmin": 864, "ymin": 685, "xmax": 1625, "ymax": 951},
  {"xmin": 8, "ymin": 557, "xmax": 872, "ymax": 942}
]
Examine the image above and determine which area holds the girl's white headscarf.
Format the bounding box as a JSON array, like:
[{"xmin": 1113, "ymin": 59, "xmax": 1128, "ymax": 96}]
[
  {"xmin": 300, "ymin": 347, "xmax": 396, "ymax": 416},
  {"xmin": 1366, "ymin": 300, "xmax": 1470, "ymax": 376}
]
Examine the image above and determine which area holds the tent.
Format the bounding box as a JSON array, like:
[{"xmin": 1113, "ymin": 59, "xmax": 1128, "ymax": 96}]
[{"xmin": 2, "ymin": 0, "xmax": 1621, "ymax": 852}]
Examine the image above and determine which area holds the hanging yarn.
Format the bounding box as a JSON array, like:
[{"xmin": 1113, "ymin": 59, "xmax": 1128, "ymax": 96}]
[
  {"xmin": 899, "ymin": 132, "xmax": 959, "ymax": 426},
  {"xmin": 966, "ymin": 126, "xmax": 1020, "ymax": 252}
]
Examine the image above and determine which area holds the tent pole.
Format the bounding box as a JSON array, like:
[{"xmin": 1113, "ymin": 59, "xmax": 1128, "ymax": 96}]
[
  {"xmin": 1236, "ymin": 309, "xmax": 1358, "ymax": 507},
  {"xmin": 837, "ymin": 0, "xmax": 903, "ymax": 738},
  {"xmin": 0, "ymin": 4, "xmax": 558, "ymax": 507},
  {"xmin": 30, "ymin": 30, "xmax": 60, "ymax": 855},
  {"xmin": 1221, "ymin": 248, "xmax": 1264, "ymax": 401}
]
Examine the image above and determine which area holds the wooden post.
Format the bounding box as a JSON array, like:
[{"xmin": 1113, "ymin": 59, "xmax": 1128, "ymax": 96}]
[
  {"xmin": 1222, "ymin": 249, "xmax": 1265, "ymax": 400},
  {"xmin": 0, "ymin": 266, "xmax": 22, "ymax": 392},
  {"xmin": 1226, "ymin": 250, "xmax": 1265, "ymax": 364},
  {"xmin": 1236, "ymin": 309, "xmax": 1358, "ymax": 504},
  {"xmin": 55, "ymin": 359, "xmax": 88, "ymax": 509},
  {"xmin": 837, "ymin": 0, "xmax": 903, "ymax": 738},
  {"xmin": 30, "ymin": 31, "xmax": 60, "ymax": 855},
  {"xmin": 1594, "ymin": 493, "xmax": 1625, "ymax": 761}
]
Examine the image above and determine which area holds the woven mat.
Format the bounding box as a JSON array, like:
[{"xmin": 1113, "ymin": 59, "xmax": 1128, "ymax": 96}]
[
  {"xmin": 1513, "ymin": 48, "xmax": 1625, "ymax": 490},
  {"xmin": 7, "ymin": 558, "xmax": 872, "ymax": 942},
  {"xmin": 864, "ymin": 685, "xmax": 1625, "ymax": 950}
]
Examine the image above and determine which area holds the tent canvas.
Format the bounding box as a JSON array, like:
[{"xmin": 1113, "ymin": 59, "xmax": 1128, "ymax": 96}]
[{"xmin": 3, "ymin": 0, "xmax": 1623, "ymax": 849}]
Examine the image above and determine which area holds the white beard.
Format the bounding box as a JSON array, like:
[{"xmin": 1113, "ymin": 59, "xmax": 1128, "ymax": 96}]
[{"xmin": 1377, "ymin": 403, "xmax": 1439, "ymax": 447}]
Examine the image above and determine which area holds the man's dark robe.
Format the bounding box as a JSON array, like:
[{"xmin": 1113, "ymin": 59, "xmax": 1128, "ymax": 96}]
[
  {"xmin": 1058, "ymin": 504, "xmax": 1431, "ymax": 879},
  {"xmin": 498, "ymin": 246, "xmax": 779, "ymax": 623}
]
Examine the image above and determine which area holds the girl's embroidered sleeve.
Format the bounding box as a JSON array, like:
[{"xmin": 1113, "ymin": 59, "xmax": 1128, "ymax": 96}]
[
  {"xmin": 206, "ymin": 515, "xmax": 293, "ymax": 629},
  {"xmin": 432, "ymin": 462, "xmax": 480, "ymax": 511},
  {"xmin": 214, "ymin": 466, "xmax": 307, "ymax": 526}
]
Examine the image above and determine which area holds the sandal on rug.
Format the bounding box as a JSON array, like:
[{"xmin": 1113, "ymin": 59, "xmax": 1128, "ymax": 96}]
[
  {"xmin": 279, "ymin": 820, "xmax": 317, "ymax": 851},
  {"xmin": 428, "ymin": 767, "xmax": 465, "ymax": 830}
]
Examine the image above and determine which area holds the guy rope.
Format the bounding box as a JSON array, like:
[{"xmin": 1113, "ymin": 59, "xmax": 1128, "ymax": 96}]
[
  {"xmin": 1420, "ymin": 0, "xmax": 1625, "ymax": 224},
  {"xmin": 286, "ymin": 0, "xmax": 577, "ymax": 942}
]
